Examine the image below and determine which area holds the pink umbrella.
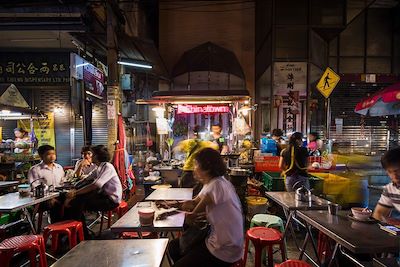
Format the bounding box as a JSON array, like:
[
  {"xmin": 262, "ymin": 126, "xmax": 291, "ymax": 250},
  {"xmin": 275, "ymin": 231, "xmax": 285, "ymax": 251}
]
[
  {"xmin": 113, "ymin": 114, "xmax": 128, "ymax": 192},
  {"xmin": 355, "ymin": 82, "xmax": 400, "ymax": 116}
]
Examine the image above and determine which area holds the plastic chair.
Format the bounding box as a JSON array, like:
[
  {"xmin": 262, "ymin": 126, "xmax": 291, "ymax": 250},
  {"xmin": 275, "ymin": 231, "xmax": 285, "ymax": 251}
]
[
  {"xmin": 99, "ymin": 201, "xmax": 129, "ymax": 233},
  {"xmin": 275, "ymin": 259, "xmax": 312, "ymax": 267},
  {"xmin": 243, "ymin": 227, "xmax": 286, "ymax": 267},
  {"xmin": 0, "ymin": 235, "xmax": 47, "ymax": 267},
  {"xmin": 43, "ymin": 220, "xmax": 84, "ymax": 254},
  {"xmin": 250, "ymin": 214, "xmax": 285, "ymax": 232}
]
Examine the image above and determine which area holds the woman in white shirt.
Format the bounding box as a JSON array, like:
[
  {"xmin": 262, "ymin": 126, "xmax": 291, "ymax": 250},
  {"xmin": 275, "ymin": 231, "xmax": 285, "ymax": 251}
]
[{"xmin": 169, "ymin": 148, "xmax": 244, "ymax": 267}]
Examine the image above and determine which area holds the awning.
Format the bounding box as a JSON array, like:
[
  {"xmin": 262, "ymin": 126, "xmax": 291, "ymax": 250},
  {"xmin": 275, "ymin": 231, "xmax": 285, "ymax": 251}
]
[
  {"xmin": 355, "ymin": 82, "xmax": 400, "ymax": 116},
  {"xmin": 136, "ymin": 89, "xmax": 250, "ymax": 104}
]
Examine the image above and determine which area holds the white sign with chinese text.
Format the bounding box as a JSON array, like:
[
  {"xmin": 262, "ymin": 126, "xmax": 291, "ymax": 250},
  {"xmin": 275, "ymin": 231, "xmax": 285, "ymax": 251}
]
[{"xmin": 273, "ymin": 62, "xmax": 307, "ymax": 96}]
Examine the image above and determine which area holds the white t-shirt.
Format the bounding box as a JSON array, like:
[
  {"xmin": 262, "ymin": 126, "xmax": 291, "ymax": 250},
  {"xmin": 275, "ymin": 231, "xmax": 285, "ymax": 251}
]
[
  {"xmin": 74, "ymin": 159, "xmax": 97, "ymax": 176},
  {"xmin": 28, "ymin": 162, "xmax": 65, "ymax": 188},
  {"xmin": 86, "ymin": 162, "xmax": 123, "ymax": 204},
  {"xmin": 198, "ymin": 176, "xmax": 244, "ymax": 263},
  {"xmin": 377, "ymin": 183, "xmax": 400, "ymax": 211}
]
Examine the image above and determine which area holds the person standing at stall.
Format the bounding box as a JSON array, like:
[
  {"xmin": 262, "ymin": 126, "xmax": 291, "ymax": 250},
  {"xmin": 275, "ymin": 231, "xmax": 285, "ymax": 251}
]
[
  {"xmin": 271, "ymin": 128, "xmax": 284, "ymax": 155},
  {"xmin": 210, "ymin": 123, "xmax": 228, "ymax": 154},
  {"xmin": 174, "ymin": 126, "xmax": 218, "ymax": 196},
  {"xmin": 279, "ymin": 132, "xmax": 309, "ymax": 191},
  {"xmin": 14, "ymin": 127, "xmax": 30, "ymax": 154}
]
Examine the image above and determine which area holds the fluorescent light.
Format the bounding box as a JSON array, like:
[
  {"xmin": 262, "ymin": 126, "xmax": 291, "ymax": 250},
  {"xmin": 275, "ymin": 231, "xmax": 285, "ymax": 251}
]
[
  {"xmin": 76, "ymin": 63, "xmax": 90, "ymax": 68},
  {"xmin": 85, "ymin": 91, "xmax": 103, "ymax": 100},
  {"xmin": 117, "ymin": 61, "xmax": 152, "ymax": 69},
  {"xmin": 1, "ymin": 110, "xmax": 11, "ymax": 114}
]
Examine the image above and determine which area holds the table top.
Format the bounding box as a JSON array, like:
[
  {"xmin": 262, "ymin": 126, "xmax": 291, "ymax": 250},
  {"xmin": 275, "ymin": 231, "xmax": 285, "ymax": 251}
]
[
  {"xmin": 0, "ymin": 181, "xmax": 19, "ymax": 189},
  {"xmin": 0, "ymin": 192, "xmax": 59, "ymax": 212},
  {"xmin": 51, "ymin": 239, "xmax": 168, "ymax": 267},
  {"xmin": 145, "ymin": 188, "xmax": 193, "ymax": 201},
  {"xmin": 297, "ymin": 210, "xmax": 399, "ymax": 254},
  {"xmin": 373, "ymin": 258, "xmax": 400, "ymax": 267},
  {"xmin": 111, "ymin": 202, "xmax": 186, "ymax": 233},
  {"xmin": 265, "ymin": 191, "xmax": 330, "ymax": 211}
]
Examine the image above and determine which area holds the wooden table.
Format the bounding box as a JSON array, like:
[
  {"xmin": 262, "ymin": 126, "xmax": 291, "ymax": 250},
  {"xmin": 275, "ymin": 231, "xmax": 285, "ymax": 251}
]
[
  {"xmin": 265, "ymin": 192, "xmax": 330, "ymax": 266},
  {"xmin": 51, "ymin": 239, "xmax": 169, "ymax": 267},
  {"xmin": 111, "ymin": 202, "xmax": 185, "ymax": 234},
  {"xmin": 297, "ymin": 210, "xmax": 400, "ymax": 266},
  {"xmin": 0, "ymin": 192, "xmax": 59, "ymax": 233},
  {"xmin": 145, "ymin": 188, "xmax": 193, "ymax": 201}
]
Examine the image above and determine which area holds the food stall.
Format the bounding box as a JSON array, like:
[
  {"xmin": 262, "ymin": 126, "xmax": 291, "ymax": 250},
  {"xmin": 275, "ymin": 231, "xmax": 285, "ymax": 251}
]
[
  {"xmin": 135, "ymin": 89, "xmax": 254, "ymax": 197},
  {"xmin": 0, "ymin": 85, "xmax": 47, "ymax": 181}
]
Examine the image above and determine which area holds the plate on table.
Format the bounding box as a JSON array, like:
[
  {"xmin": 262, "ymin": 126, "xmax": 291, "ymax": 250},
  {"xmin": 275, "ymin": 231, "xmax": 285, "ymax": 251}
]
[{"xmin": 347, "ymin": 213, "xmax": 377, "ymax": 223}]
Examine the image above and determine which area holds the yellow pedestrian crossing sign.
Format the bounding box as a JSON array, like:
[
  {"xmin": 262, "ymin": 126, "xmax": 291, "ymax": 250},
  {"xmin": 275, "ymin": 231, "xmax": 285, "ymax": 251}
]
[{"xmin": 316, "ymin": 67, "xmax": 340, "ymax": 98}]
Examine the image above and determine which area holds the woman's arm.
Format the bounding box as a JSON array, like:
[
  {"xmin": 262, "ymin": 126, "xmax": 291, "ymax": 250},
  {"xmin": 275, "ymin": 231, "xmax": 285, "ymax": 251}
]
[
  {"xmin": 279, "ymin": 156, "xmax": 286, "ymax": 171},
  {"xmin": 181, "ymin": 195, "xmax": 201, "ymax": 211}
]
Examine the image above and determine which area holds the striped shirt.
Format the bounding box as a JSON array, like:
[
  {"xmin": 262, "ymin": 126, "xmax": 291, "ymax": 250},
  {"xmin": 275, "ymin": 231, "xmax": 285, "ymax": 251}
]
[{"xmin": 377, "ymin": 183, "xmax": 400, "ymax": 210}]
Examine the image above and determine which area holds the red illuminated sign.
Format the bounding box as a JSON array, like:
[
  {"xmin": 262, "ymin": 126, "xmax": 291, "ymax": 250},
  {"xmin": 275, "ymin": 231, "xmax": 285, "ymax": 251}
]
[{"xmin": 177, "ymin": 104, "xmax": 230, "ymax": 114}]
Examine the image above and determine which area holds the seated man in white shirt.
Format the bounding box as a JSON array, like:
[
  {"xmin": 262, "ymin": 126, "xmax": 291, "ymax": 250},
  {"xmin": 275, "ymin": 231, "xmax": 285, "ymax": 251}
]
[
  {"xmin": 74, "ymin": 146, "xmax": 97, "ymax": 177},
  {"xmin": 28, "ymin": 145, "xmax": 65, "ymax": 222},
  {"xmin": 64, "ymin": 145, "xmax": 122, "ymax": 238},
  {"xmin": 373, "ymin": 147, "xmax": 400, "ymax": 221}
]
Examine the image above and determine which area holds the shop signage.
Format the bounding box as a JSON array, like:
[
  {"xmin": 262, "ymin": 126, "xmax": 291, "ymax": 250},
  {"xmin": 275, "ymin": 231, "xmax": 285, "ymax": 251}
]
[
  {"xmin": 316, "ymin": 67, "xmax": 340, "ymax": 98},
  {"xmin": 18, "ymin": 112, "xmax": 56, "ymax": 148},
  {"xmin": 0, "ymin": 53, "xmax": 69, "ymax": 85},
  {"xmin": 177, "ymin": 104, "xmax": 229, "ymax": 114},
  {"xmin": 70, "ymin": 53, "xmax": 105, "ymax": 97},
  {"xmin": 273, "ymin": 62, "xmax": 307, "ymax": 96},
  {"xmin": 0, "ymin": 84, "xmax": 29, "ymax": 108}
]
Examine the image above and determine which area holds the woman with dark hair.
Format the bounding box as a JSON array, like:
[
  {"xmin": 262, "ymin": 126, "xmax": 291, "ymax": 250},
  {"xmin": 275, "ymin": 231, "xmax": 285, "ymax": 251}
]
[
  {"xmin": 64, "ymin": 145, "xmax": 122, "ymax": 238},
  {"xmin": 279, "ymin": 132, "xmax": 309, "ymax": 191},
  {"xmin": 169, "ymin": 148, "xmax": 244, "ymax": 267}
]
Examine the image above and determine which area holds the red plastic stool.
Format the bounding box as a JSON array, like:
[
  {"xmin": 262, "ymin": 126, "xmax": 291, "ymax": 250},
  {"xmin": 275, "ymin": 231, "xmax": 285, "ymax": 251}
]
[
  {"xmin": 43, "ymin": 220, "xmax": 84, "ymax": 254},
  {"xmin": 275, "ymin": 260, "xmax": 312, "ymax": 267},
  {"xmin": 243, "ymin": 227, "xmax": 286, "ymax": 267},
  {"xmin": 100, "ymin": 201, "xmax": 129, "ymax": 233},
  {"xmin": 0, "ymin": 235, "xmax": 47, "ymax": 267}
]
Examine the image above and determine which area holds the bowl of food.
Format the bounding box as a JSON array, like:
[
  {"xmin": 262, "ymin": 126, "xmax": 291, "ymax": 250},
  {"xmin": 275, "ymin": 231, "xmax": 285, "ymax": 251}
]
[
  {"xmin": 138, "ymin": 208, "xmax": 155, "ymax": 226},
  {"xmin": 351, "ymin": 207, "xmax": 372, "ymax": 220},
  {"xmin": 18, "ymin": 184, "xmax": 30, "ymax": 197}
]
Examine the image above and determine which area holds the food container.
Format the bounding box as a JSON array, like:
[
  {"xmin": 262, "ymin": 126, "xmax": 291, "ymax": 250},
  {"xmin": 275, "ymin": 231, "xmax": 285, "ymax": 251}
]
[
  {"xmin": 138, "ymin": 208, "xmax": 155, "ymax": 226},
  {"xmin": 18, "ymin": 184, "xmax": 30, "ymax": 197},
  {"xmin": 351, "ymin": 207, "xmax": 372, "ymax": 220}
]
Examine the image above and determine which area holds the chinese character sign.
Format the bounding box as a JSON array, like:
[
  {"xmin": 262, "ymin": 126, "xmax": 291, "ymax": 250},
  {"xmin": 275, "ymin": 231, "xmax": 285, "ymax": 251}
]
[
  {"xmin": 273, "ymin": 62, "xmax": 307, "ymax": 96},
  {"xmin": 0, "ymin": 53, "xmax": 70, "ymax": 85}
]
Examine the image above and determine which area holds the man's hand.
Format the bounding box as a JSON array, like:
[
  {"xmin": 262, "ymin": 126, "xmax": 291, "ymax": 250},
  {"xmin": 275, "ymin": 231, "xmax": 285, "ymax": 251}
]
[
  {"xmin": 181, "ymin": 200, "xmax": 196, "ymax": 212},
  {"xmin": 185, "ymin": 211, "xmax": 207, "ymax": 225},
  {"xmin": 79, "ymin": 159, "xmax": 90, "ymax": 168}
]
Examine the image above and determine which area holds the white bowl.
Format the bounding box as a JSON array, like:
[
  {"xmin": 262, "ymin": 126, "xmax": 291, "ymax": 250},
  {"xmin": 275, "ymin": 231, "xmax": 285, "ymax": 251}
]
[{"xmin": 351, "ymin": 207, "xmax": 372, "ymax": 220}]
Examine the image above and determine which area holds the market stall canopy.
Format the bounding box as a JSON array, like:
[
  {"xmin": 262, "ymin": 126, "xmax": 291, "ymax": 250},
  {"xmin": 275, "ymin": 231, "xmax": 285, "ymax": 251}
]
[
  {"xmin": 136, "ymin": 89, "xmax": 250, "ymax": 104},
  {"xmin": 354, "ymin": 82, "xmax": 400, "ymax": 116},
  {"xmin": 172, "ymin": 42, "xmax": 245, "ymax": 79}
]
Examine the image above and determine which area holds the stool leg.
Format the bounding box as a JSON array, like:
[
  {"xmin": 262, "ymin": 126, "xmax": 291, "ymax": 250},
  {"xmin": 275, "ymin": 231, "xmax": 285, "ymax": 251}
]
[
  {"xmin": 107, "ymin": 210, "xmax": 112, "ymax": 228},
  {"xmin": 267, "ymin": 245, "xmax": 273, "ymax": 267},
  {"xmin": 51, "ymin": 233, "xmax": 59, "ymax": 253},
  {"xmin": 38, "ymin": 237, "xmax": 48, "ymax": 267},
  {"xmin": 280, "ymin": 240, "xmax": 287, "ymax": 262},
  {"xmin": 77, "ymin": 224, "xmax": 84, "ymax": 242},
  {"xmin": 69, "ymin": 228, "xmax": 78, "ymax": 248},
  {"xmin": 0, "ymin": 251, "xmax": 13, "ymax": 267},
  {"xmin": 243, "ymin": 237, "xmax": 250, "ymax": 265},
  {"xmin": 254, "ymin": 242, "xmax": 263, "ymax": 267},
  {"xmin": 64, "ymin": 229, "xmax": 73, "ymax": 250}
]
